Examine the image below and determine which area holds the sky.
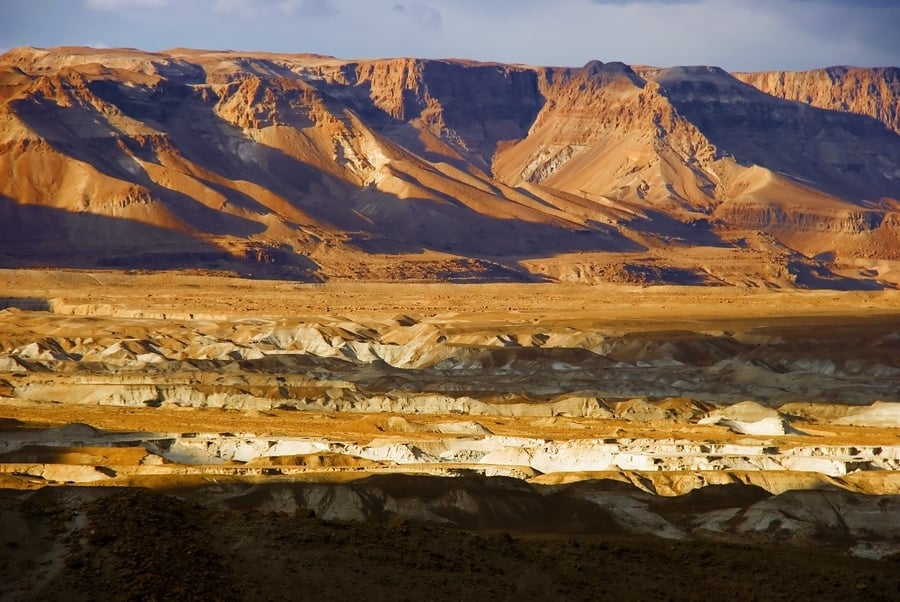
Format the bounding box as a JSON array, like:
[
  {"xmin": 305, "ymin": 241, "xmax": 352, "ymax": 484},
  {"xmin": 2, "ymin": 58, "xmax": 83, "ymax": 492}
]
[{"xmin": 2, "ymin": 0, "xmax": 899, "ymax": 71}]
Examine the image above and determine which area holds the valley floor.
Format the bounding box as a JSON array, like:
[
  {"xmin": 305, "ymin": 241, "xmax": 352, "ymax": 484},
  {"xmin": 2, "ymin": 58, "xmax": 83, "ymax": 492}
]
[{"xmin": 2, "ymin": 269, "xmax": 900, "ymax": 599}]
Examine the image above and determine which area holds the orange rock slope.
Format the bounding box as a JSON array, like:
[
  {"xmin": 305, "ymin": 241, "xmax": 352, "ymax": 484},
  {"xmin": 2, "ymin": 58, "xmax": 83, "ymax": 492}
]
[{"xmin": 1, "ymin": 47, "xmax": 899, "ymax": 286}]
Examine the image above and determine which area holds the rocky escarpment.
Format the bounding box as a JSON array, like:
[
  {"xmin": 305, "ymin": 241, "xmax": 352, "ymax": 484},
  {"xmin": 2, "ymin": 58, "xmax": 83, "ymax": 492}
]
[
  {"xmin": 648, "ymin": 66, "xmax": 900, "ymax": 204},
  {"xmin": 734, "ymin": 66, "xmax": 900, "ymax": 135},
  {"xmin": 308, "ymin": 58, "xmax": 546, "ymax": 170},
  {"xmin": 1, "ymin": 47, "xmax": 899, "ymax": 285},
  {"xmin": 493, "ymin": 61, "xmax": 725, "ymax": 217}
]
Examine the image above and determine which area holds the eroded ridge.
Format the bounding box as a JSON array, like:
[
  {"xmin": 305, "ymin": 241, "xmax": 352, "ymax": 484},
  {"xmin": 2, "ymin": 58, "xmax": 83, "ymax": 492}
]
[{"xmin": 2, "ymin": 279, "xmax": 899, "ymax": 565}]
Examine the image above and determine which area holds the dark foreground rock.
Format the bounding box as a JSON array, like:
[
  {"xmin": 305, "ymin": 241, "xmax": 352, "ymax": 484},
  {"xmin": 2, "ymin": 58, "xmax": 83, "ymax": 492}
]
[{"xmin": 2, "ymin": 486, "xmax": 899, "ymax": 601}]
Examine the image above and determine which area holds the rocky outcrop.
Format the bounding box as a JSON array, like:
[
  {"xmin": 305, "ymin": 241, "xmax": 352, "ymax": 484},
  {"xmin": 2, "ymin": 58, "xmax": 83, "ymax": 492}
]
[
  {"xmin": 350, "ymin": 59, "xmax": 544, "ymax": 164},
  {"xmin": 734, "ymin": 66, "xmax": 900, "ymax": 135},
  {"xmin": 1, "ymin": 47, "xmax": 899, "ymax": 284},
  {"xmin": 3, "ymin": 305, "xmax": 899, "ymax": 408},
  {"xmin": 648, "ymin": 66, "xmax": 900, "ymax": 204},
  {"xmin": 3, "ymin": 425, "xmax": 900, "ymax": 558}
]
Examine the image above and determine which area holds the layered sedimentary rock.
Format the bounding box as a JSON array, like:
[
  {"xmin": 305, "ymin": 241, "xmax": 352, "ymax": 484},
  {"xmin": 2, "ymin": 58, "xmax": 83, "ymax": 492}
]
[
  {"xmin": 734, "ymin": 66, "xmax": 900, "ymax": 135},
  {"xmin": 1, "ymin": 47, "xmax": 899, "ymax": 286},
  {"xmin": 2, "ymin": 276, "xmax": 900, "ymax": 563}
]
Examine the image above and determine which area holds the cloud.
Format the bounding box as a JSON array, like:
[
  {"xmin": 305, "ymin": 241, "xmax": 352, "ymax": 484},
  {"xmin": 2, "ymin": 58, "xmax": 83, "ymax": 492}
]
[
  {"xmin": 213, "ymin": 0, "xmax": 337, "ymax": 19},
  {"xmin": 590, "ymin": 0, "xmax": 700, "ymax": 4},
  {"xmin": 787, "ymin": 0, "xmax": 899, "ymax": 5},
  {"xmin": 211, "ymin": 0, "xmax": 256, "ymax": 17},
  {"xmin": 392, "ymin": 3, "xmax": 442, "ymax": 30},
  {"xmin": 85, "ymin": 0, "xmax": 169, "ymax": 9},
  {"xmin": 293, "ymin": 0, "xmax": 339, "ymax": 17},
  {"xmin": 8, "ymin": 0, "xmax": 897, "ymax": 71}
]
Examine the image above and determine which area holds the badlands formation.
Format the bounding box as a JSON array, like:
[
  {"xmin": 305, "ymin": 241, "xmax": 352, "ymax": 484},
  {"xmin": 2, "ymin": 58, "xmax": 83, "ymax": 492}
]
[
  {"xmin": 1, "ymin": 270, "xmax": 900, "ymax": 598},
  {"xmin": 1, "ymin": 46, "xmax": 900, "ymax": 598}
]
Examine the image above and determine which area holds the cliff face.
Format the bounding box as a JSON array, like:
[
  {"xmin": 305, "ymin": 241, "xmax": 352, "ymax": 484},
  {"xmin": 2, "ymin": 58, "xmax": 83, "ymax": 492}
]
[
  {"xmin": 494, "ymin": 62, "xmax": 725, "ymax": 217},
  {"xmin": 648, "ymin": 67, "xmax": 900, "ymax": 203},
  {"xmin": 1, "ymin": 47, "xmax": 899, "ymax": 287},
  {"xmin": 734, "ymin": 67, "xmax": 900, "ymax": 135},
  {"xmin": 304, "ymin": 58, "xmax": 546, "ymax": 171}
]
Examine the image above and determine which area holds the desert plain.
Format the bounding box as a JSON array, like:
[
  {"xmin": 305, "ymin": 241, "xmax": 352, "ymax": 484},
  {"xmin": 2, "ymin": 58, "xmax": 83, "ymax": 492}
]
[{"xmin": 2, "ymin": 268, "xmax": 900, "ymax": 600}]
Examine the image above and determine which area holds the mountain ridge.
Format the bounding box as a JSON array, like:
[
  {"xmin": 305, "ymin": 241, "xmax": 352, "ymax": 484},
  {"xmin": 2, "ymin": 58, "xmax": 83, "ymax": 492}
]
[{"xmin": 1, "ymin": 46, "xmax": 898, "ymax": 287}]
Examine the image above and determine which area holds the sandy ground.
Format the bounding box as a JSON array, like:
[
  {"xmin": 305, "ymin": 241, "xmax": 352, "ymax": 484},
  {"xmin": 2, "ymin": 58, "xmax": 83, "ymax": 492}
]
[{"xmin": 3, "ymin": 268, "xmax": 899, "ymax": 319}]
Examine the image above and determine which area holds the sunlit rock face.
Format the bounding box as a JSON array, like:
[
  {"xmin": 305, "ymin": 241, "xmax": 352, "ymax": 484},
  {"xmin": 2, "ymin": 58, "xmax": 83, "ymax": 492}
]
[
  {"xmin": 733, "ymin": 66, "xmax": 900, "ymax": 135},
  {"xmin": 2, "ymin": 47, "xmax": 899, "ymax": 285}
]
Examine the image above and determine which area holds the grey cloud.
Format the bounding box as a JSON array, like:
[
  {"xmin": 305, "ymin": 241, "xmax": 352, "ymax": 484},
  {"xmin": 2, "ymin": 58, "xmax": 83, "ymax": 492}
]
[
  {"xmin": 85, "ymin": 0, "xmax": 169, "ymax": 9},
  {"xmin": 392, "ymin": 3, "xmax": 443, "ymax": 29},
  {"xmin": 771, "ymin": 0, "xmax": 900, "ymax": 65},
  {"xmin": 213, "ymin": 0, "xmax": 338, "ymax": 19},
  {"xmin": 786, "ymin": 0, "xmax": 900, "ymax": 5},
  {"xmin": 592, "ymin": 0, "xmax": 890, "ymax": 4},
  {"xmin": 590, "ymin": 0, "xmax": 700, "ymax": 5},
  {"xmin": 3, "ymin": 0, "xmax": 897, "ymax": 71},
  {"xmin": 294, "ymin": 0, "xmax": 339, "ymax": 17}
]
